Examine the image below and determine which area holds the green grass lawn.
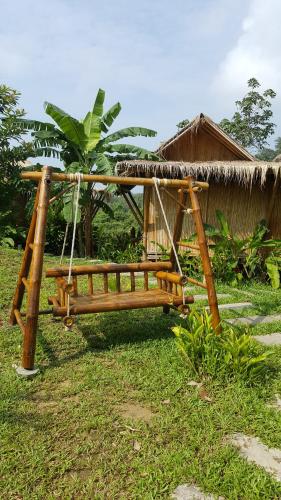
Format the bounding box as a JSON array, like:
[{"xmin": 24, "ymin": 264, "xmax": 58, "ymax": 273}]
[{"xmin": 1, "ymin": 248, "xmax": 281, "ymax": 499}]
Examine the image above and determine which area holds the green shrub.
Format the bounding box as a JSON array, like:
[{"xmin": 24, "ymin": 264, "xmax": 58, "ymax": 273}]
[{"xmin": 172, "ymin": 309, "xmax": 272, "ymax": 384}]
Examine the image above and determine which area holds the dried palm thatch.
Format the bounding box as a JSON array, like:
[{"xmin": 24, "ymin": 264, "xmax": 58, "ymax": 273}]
[{"xmin": 116, "ymin": 160, "xmax": 281, "ymax": 187}]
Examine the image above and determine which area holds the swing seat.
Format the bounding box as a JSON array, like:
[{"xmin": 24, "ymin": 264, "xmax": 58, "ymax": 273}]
[{"xmin": 46, "ymin": 262, "xmax": 194, "ymax": 317}]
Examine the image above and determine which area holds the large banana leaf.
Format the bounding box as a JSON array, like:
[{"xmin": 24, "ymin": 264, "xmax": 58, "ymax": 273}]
[
  {"xmin": 101, "ymin": 126, "xmax": 157, "ymax": 144},
  {"xmin": 265, "ymin": 258, "xmax": 280, "ymax": 288},
  {"xmin": 83, "ymin": 112, "xmax": 101, "ymax": 151},
  {"xmin": 106, "ymin": 143, "xmax": 158, "ymax": 159},
  {"xmin": 101, "ymin": 102, "xmax": 121, "ymax": 132},
  {"xmin": 15, "ymin": 118, "xmax": 57, "ymax": 131},
  {"xmin": 45, "ymin": 102, "xmax": 87, "ymax": 149},
  {"xmin": 92, "ymin": 88, "xmax": 105, "ymax": 118},
  {"xmin": 95, "ymin": 153, "xmax": 114, "ymax": 175}
]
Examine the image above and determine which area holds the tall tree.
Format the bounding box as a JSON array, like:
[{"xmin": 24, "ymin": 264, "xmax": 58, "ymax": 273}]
[
  {"xmin": 18, "ymin": 89, "xmax": 157, "ymax": 256},
  {"xmin": 219, "ymin": 78, "xmax": 276, "ymax": 151},
  {"xmin": 0, "ymin": 85, "xmax": 33, "ymax": 186},
  {"xmin": 0, "ymin": 85, "xmax": 34, "ymax": 229}
]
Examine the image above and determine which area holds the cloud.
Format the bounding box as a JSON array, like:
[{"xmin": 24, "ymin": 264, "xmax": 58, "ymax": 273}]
[{"xmin": 213, "ymin": 0, "xmax": 281, "ymax": 97}]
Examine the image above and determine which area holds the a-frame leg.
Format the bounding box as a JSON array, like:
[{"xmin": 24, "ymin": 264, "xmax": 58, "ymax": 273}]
[
  {"xmin": 186, "ymin": 177, "xmax": 221, "ymax": 333},
  {"xmin": 10, "ymin": 166, "xmax": 52, "ymax": 372}
]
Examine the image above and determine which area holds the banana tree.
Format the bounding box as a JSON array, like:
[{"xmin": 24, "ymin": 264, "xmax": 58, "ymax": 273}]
[{"xmin": 18, "ymin": 89, "xmax": 158, "ymax": 256}]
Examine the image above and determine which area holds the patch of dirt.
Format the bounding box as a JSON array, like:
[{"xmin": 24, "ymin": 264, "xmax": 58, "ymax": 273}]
[
  {"xmin": 116, "ymin": 402, "xmax": 156, "ymax": 423},
  {"xmin": 35, "ymin": 400, "xmax": 60, "ymax": 413},
  {"xmin": 57, "ymin": 379, "xmax": 72, "ymax": 390}
]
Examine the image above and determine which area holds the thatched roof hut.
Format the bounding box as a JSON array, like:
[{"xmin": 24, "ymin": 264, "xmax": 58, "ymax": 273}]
[{"xmin": 116, "ymin": 114, "xmax": 281, "ymax": 258}]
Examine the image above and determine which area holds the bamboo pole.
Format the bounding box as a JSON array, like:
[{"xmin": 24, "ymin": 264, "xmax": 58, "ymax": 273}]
[
  {"xmin": 143, "ymin": 186, "xmax": 151, "ymax": 260},
  {"xmin": 10, "ymin": 185, "xmax": 40, "ymax": 325},
  {"xmin": 155, "ymin": 271, "xmax": 187, "ymax": 286},
  {"xmin": 46, "ymin": 261, "xmax": 173, "ymax": 277},
  {"xmin": 121, "ymin": 191, "xmax": 143, "ymax": 227},
  {"xmin": 21, "ymin": 170, "xmax": 208, "ymax": 190},
  {"xmin": 187, "ymin": 177, "xmax": 221, "ymax": 333},
  {"xmin": 22, "ymin": 166, "xmax": 52, "ymax": 370}
]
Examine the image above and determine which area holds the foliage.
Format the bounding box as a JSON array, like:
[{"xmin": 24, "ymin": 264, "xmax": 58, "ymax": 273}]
[
  {"xmin": 176, "ymin": 118, "xmax": 189, "ymax": 131},
  {"xmin": 93, "ymin": 193, "xmax": 143, "ymax": 262},
  {"xmin": 205, "ymin": 211, "xmax": 280, "ymax": 286},
  {"xmin": 17, "ymin": 89, "xmax": 157, "ymax": 256},
  {"xmin": 0, "ymin": 85, "xmax": 34, "ymax": 229},
  {"xmin": 265, "ymin": 250, "xmax": 281, "ymax": 289},
  {"xmin": 0, "ymin": 211, "xmax": 26, "ymax": 248},
  {"xmin": 153, "ymin": 241, "xmax": 202, "ymax": 278},
  {"xmin": 256, "ymin": 136, "xmax": 281, "ymax": 160},
  {"xmin": 172, "ymin": 308, "xmax": 272, "ymax": 384},
  {"xmin": 219, "ymin": 78, "xmax": 276, "ymax": 151}
]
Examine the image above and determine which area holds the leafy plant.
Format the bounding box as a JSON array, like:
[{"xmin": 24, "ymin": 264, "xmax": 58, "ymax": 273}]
[
  {"xmin": 0, "ymin": 211, "xmax": 26, "ymax": 248},
  {"xmin": 205, "ymin": 211, "xmax": 281, "ymax": 285},
  {"xmin": 265, "ymin": 251, "xmax": 281, "ymax": 288},
  {"xmin": 17, "ymin": 89, "xmax": 158, "ymax": 256},
  {"xmin": 172, "ymin": 308, "xmax": 272, "ymax": 384}
]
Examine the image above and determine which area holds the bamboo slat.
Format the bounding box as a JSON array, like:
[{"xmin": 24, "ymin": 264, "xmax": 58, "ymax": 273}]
[
  {"xmin": 130, "ymin": 272, "xmax": 135, "ymax": 292},
  {"xmin": 116, "ymin": 273, "xmax": 121, "ymax": 293}
]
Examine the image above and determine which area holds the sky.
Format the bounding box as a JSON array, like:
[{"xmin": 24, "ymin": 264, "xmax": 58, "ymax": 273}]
[{"xmin": 1, "ymin": 0, "xmax": 281, "ymax": 161}]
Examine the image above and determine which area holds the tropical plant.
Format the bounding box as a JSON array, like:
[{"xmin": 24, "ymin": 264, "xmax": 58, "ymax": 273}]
[
  {"xmin": 17, "ymin": 89, "xmax": 158, "ymax": 256},
  {"xmin": 205, "ymin": 211, "xmax": 281, "ymax": 285},
  {"xmin": 172, "ymin": 308, "xmax": 272, "ymax": 384},
  {"xmin": 265, "ymin": 250, "xmax": 281, "ymax": 289},
  {"xmin": 219, "ymin": 77, "xmax": 276, "ymax": 151},
  {"xmin": 0, "ymin": 211, "xmax": 26, "ymax": 248}
]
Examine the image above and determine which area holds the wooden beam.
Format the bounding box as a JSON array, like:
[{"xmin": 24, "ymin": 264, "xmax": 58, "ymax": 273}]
[{"xmin": 21, "ymin": 169, "xmax": 209, "ymax": 190}]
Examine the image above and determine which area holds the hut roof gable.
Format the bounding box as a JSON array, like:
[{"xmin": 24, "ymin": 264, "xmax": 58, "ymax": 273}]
[{"xmin": 157, "ymin": 113, "xmax": 255, "ymax": 161}]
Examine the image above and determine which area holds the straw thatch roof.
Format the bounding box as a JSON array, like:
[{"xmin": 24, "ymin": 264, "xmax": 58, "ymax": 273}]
[
  {"xmin": 116, "ymin": 160, "xmax": 281, "ymax": 187},
  {"xmin": 157, "ymin": 113, "xmax": 255, "ymax": 161}
]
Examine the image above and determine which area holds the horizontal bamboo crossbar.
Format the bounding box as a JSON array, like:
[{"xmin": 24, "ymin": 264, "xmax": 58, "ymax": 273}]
[
  {"xmin": 46, "ymin": 261, "xmax": 172, "ymax": 277},
  {"xmin": 177, "ymin": 242, "xmax": 200, "ymax": 251},
  {"xmin": 21, "ymin": 171, "xmax": 209, "ymax": 191},
  {"xmin": 186, "ymin": 277, "xmax": 207, "ymax": 289},
  {"xmin": 49, "ymin": 289, "xmax": 195, "ymax": 316},
  {"xmin": 155, "ymin": 271, "xmax": 187, "ymax": 286}
]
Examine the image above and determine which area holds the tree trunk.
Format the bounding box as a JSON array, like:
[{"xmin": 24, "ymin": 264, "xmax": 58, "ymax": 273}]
[
  {"xmin": 78, "ymin": 223, "xmax": 84, "ymax": 258},
  {"xmin": 84, "ymin": 200, "xmax": 93, "ymax": 258}
]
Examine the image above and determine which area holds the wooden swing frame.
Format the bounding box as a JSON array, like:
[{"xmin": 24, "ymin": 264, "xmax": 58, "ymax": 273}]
[{"xmin": 10, "ymin": 166, "xmax": 221, "ymax": 373}]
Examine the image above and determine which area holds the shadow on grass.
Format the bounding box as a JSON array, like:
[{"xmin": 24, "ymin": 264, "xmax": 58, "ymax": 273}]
[{"xmin": 36, "ymin": 308, "xmax": 179, "ymax": 370}]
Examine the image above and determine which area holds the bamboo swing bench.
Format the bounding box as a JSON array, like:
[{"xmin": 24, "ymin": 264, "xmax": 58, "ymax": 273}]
[{"xmin": 10, "ymin": 166, "xmax": 221, "ymax": 375}]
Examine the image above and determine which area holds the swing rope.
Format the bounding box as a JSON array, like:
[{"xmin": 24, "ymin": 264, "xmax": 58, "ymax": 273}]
[
  {"xmin": 65, "ymin": 173, "xmax": 83, "ymax": 323},
  {"xmin": 152, "ymin": 177, "xmax": 187, "ymax": 309}
]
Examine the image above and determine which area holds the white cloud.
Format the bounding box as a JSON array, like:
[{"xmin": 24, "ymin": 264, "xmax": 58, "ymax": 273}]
[{"xmin": 214, "ymin": 0, "xmax": 281, "ymax": 97}]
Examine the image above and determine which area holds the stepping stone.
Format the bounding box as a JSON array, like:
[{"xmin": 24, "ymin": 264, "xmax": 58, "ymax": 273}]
[
  {"xmin": 253, "ymin": 333, "xmax": 281, "ymax": 346},
  {"xmin": 227, "ymin": 314, "xmax": 281, "ymax": 326},
  {"xmin": 171, "ymin": 484, "xmax": 223, "ymax": 500},
  {"xmin": 206, "ymin": 302, "xmax": 252, "ymax": 311},
  {"xmin": 229, "ymin": 433, "xmax": 281, "ymax": 482},
  {"xmin": 193, "ymin": 293, "xmax": 231, "ymax": 300}
]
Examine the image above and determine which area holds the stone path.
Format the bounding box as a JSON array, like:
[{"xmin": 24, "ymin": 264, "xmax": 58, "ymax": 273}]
[
  {"xmin": 253, "ymin": 333, "xmax": 281, "ymax": 346},
  {"xmin": 206, "ymin": 302, "xmax": 253, "ymax": 311},
  {"xmin": 193, "ymin": 293, "xmax": 230, "ymax": 300},
  {"xmin": 229, "ymin": 433, "xmax": 281, "ymax": 482},
  {"xmin": 171, "ymin": 484, "xmax": 223, "ymax": 500},
  {"xmin": 227, "ymin": 313, "xmax": 281, "ymax": 326}
]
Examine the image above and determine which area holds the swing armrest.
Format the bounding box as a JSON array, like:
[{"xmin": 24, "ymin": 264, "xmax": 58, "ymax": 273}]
[{"xmin": 155, "ymin": 271, "xmax": 187, "ymax": 286}]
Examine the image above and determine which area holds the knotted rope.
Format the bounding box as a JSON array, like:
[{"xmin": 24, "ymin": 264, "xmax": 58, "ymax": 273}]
[{"xmin": 152, "ymin": 177, "xmax": 187, "ymax": 313}]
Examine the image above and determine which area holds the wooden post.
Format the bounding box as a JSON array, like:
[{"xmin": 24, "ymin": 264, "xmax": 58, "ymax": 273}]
[
  {"xmin": 9, "ymin": 185, "xmax": 40, "ymax": 324},
  {"xmin": 143, "ymin": 186, "xmax": 151, "ymax": 260},
  {"xmin": 187, "ymin": 177, "xmax": 221, "ymax": 333},
  {"xmin": 21, "ymin": 166, "xmax": 52, "ymax": 370},
  {"xmin": 170, "ymin": 188, "xmax": 188, "ymax": 269}
]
